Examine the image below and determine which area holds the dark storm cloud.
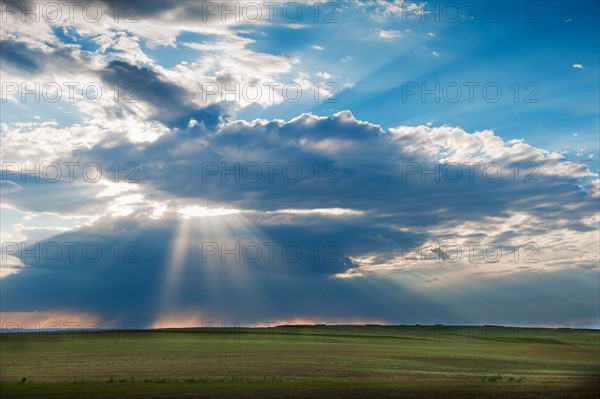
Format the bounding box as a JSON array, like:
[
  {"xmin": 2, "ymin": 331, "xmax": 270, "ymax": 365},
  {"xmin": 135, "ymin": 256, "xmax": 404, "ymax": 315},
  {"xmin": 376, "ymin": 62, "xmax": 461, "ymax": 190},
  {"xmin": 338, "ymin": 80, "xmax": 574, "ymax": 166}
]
[
  {"xmin": 0, "ymin": 176, "xmax": 104, "ymax": 214},
  {"xmin": 99, "ymin": 60, "xmax": 224, "ymax": 129},
  {"xmin": 0, "ymin": 0, "xmax": 222, "ymax": 21},
  {"xmin": 75, "ymin": 111, "xmax": 599, "ymax": 230},
  {"xmin": 2, "ymin": 111, "xmax": 598, "ymax": 327},
  {"xmin": 0, "ymin": 221, "xmax": 171, "ymax": 324},
  {"xmin": 100, "ymin": 60, "xmax": 182, "ymax": 112},
  {"xmin": 0, "ymin": 215, "xmax": 413, "ymax": 325},
  {"xmin": 0, "ymin": 36, "xmax": 88, "ymax": 79},
  {"xmin": 2, "ymin": 215, "xmax": 597, "ymax": 327}
]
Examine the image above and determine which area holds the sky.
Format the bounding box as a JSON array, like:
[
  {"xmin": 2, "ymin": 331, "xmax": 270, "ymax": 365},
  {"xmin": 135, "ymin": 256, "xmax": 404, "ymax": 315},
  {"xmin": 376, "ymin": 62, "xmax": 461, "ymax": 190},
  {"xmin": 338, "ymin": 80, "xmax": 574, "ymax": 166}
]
[{"xmin": 0, "ymin": 0, "xmax": 599, "ymax": 330}]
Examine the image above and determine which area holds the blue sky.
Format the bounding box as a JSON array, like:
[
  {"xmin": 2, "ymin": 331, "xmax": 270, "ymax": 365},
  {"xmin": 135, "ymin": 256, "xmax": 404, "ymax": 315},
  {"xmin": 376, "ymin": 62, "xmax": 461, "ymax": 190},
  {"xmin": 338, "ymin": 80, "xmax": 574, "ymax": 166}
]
[{"xmin": 1, "ymin": 1, "xmax": 599, "ymax": 329}]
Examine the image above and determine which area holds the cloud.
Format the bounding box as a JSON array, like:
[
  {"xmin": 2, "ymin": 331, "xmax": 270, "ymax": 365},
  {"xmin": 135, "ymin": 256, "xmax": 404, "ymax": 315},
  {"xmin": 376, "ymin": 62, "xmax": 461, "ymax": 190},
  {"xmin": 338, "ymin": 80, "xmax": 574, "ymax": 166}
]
[
  {"xmin": 362, "ymin": 0, "xmax": 426, "ymax": 19},
  {"xmin": 0, "ymin": 39, "xmax": 41, "ymax": 73},
  {"xmin": 0, "ymin": 0, "xmax": 299, "ymax": 131},
  {"xmin": 315, "ymin": 71, "xmax": 332, "ymax": 79},
  {"xmin": 378, "ymin": 29, "xmax": 401, "ymax": 40},
  {"xmin": 2, "ymin": 110, "xmax": 598, "ymax": 327},
  {"xmin": 97, "ymin": 60, "xmax": 226, "ymax": 129},
  {"xmin": 1, "ymin": 0, "xmax": 598, "ymax": 329}
]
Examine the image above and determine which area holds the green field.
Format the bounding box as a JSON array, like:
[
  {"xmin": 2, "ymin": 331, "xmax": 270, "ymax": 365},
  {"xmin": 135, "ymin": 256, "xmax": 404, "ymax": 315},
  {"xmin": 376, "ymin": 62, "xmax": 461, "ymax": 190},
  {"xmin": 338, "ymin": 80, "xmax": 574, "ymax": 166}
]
[{"xmin": 1, "ymin": 325, "xmax": 598, "ymax": 398}]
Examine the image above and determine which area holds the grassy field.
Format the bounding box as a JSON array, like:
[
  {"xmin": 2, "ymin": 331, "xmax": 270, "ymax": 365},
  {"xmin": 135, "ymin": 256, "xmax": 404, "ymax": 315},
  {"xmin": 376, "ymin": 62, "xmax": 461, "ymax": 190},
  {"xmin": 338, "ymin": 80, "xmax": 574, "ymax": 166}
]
[{"xmin": 1, "ymin": 325, "xmax": 598, "ymax": 398}]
